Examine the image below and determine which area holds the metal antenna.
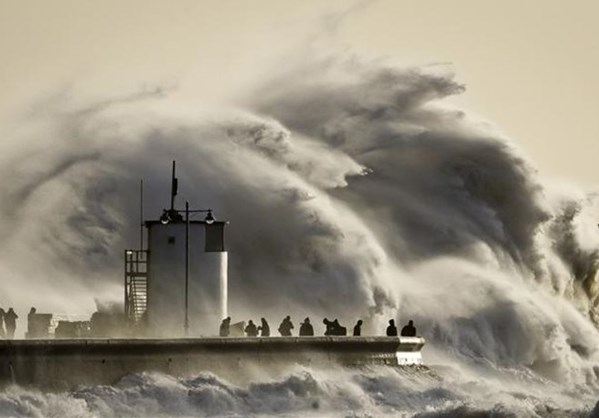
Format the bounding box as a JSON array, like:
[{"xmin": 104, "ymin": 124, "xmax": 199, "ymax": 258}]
[
  {"xmin": 170, "ymin": 160, "xmax": 178, "ymax": 211},
  {"xmin": 184, "ymin": 200, "xmax": 190, "ymax": 336},
  {"xmin": 140, "ymin": 179, "xmax": 144, "ymax": 250}
]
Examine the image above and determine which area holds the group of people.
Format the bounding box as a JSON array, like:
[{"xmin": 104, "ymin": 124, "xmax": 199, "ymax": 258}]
[
  {"xmin": 0, "ymin": 308, "xmax": 18, "ymax": 339},
  {"xmin": 386, "ymin": 319, "xmax": 417, "ymax": 337},
  {"xmin": 220, "ymin": 317, "xmax": 272, "ymax": 337},
  {"xmin": 219, "ymin": 316, "xmax": 417, "ymax": 338}
]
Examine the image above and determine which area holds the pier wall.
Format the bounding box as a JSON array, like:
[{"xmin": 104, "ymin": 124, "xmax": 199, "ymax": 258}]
[{"xmin": 0, "ymin": 336, "xmax": 424, "ymax": 389}]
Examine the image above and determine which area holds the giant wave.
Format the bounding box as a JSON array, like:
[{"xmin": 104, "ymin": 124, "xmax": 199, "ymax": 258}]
[{"xmin": 1, "ymin": 54, "xmax": 599, "ymax": 416}]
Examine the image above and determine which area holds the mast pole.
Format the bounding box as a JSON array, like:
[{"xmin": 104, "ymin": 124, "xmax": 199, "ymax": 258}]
[
  {"xmin": 140, "ymin": 179, "xmax": 144, "ymax": 250},
  {"xmin": 170, "ymin": 160, "xmax": 177, "ymax": 211},
  {"xmin": 184, "ymin": 200, "xmax": 190, "ymax": 336}
]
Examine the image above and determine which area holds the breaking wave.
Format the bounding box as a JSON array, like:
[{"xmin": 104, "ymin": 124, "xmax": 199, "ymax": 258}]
[
  {"xmin": 0, "ymin": 366, "xmax": 596, "ymax": 417},
  {"xmin": 1, "ymin": 53, "xmax": 599, "ymax": 415}
]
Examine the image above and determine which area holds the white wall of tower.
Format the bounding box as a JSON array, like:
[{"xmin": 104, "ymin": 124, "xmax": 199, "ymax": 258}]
[{"xmin": 146, "ymin": 222, "xmax": 227, "ymax": 337}]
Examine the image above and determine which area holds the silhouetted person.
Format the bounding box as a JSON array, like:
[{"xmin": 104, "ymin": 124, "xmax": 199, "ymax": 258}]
[
  {"xmin": 323, "ymin": 318, "xmax": 334, "ymax": 335},
  {"xmin": 27, "ymin": 307, "xmax": 36, "ymax": 338},
  {"xmin": 299, "ymin": 317, "xmax": 314, "ymax": 336},
  {"xmin": 5, "ymin": 308, "xmax": 18, "ymax": 339},
  {"xmin": 401, "ymin": 320, "xmax": 417, "ymax": 337},
  {"xmin": 353, "ymin": 320, "xmax": 363, "ymax": 336},
  {"xmin": 332, "ymin": 319, "xmax": 347, "ymax": 336},
  {"xmin": 278, "ymin": 315, "xmax": 294, "ymax": 336},
  {"xmin": 323, "ymin": 318, "xmax": 347, "ymax": 335},
  {"xmin": 245, "ymin": 320, "xmax": 258, "ymax": 337},
  {"xmin": 258, "ymin": 317, "xmax": 270, "ymax": 337},
  {"xmin": 0, "ymin": 308, "xmax": 5, "ymax": 338},
  {"xmin": 219, "ymin": 317, "xmax": 231, "ymax": 337},
  {"xmin": 386, "ymin": 319, "xmax": 397, "ymax": 337}
]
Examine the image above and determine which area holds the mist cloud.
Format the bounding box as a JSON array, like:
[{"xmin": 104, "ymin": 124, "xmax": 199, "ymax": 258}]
[{"xmin": 1, "ymin": 54, "xmax": 599, "ymax": 386}]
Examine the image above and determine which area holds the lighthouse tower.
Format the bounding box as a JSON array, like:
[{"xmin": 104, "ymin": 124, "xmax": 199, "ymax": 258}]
[{"xmin": 125, "ymin": 162, "xmax": 228, "ymax": 337}]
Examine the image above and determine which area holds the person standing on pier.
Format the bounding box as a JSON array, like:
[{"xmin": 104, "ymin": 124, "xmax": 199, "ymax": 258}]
[
  {"xmin": 323, "ymin": 318, "xmax": 334, "ymax": 336},
  {"xmin": 5, "ymin": 308, "xmax": 18, "ymax": 339},
  {"xmin": 245, "ymin": 320, "xmax": 258, "ymax": 337},
  {"xmin": 0, "ymin": 308, "xmax": 5, "ymax": 338},
  {"xmin": 353, "ymin": 320, "xmax": 363, "ymax": 336},
  {"xmin": 299, "ymin": 317, "xmax": 314, "ymax": 336},
  {"xmin": 400, "ymin": 320, "xmax": 417, "ymax": 337},
  {"xmin": 258, "ymin": 318, "xmax": 270, "ymax": 337},
  {"xmin": 278, "ymin": 316, "xmax": 294, "ymax": 336},
  {"xmin": 386, "ymin": 319, "xmax": 398, "ymax": 336},
  {"xmin": 219, "ymin": 317, "xmax": 231, "ymax": 337}
]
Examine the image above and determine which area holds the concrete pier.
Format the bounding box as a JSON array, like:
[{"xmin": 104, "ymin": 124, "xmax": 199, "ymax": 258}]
[{"xmin": 0, "ymin": 336, "xmax": 425, "ymax": 389}]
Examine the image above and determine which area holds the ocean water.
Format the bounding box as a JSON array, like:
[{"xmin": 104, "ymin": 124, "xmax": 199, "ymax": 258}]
[
  {"xmin": 1, "ymin": 53, "xmax": 599, "ymax": 416},
  {"xmin": 0, "ymin": 364, "xmax": 596, "ymax": 417}
]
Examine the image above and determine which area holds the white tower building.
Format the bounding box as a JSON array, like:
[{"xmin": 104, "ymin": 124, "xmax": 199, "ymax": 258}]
[
  {"xmin": 146, "ymin": 218, "xmax": 227, "ymax": 337},
  {"xmin": 125, "ymin": 162, "xmax": 228, "ymax": 337}
]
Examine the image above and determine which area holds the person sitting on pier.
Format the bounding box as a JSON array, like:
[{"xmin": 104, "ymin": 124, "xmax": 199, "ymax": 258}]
[
  {"xmin": 323, "ymin": 318, "xmax": 347, "ymax": 336},
  {"xmin": 323, "ymin": 318, "xmax": 334, "ymax": 335},
  {"xmin": 258, "ymin": 317, "xmax": 270, "ymax": 337},
  {"xmin": 353, "ymin": 319, "xmax": 363, "ymax": 336},
  {"xmin": 5, "ymin": 308, "xmax": 18, "ymax": 339},
  {"xmin": 386, "ymin": 319, "xmax": 398, "ymax": 336},
  {"xmin": 332, "ymin": 319, "xmax": 347, "ymax": 336},
  {"xmin": 219, "ymin": 317, "xmax": 231, "ymax": 337},
  {"xmin": 278, "ymin": 315, "xmax": 294, "ymax": 336},
  {"xmin": 299, "ymin": 317, "xmax": 314, "ymax": 336},
  {"xmin": 0, "ymin": 308, "xmax": 5, "ymax": 338},
  {"xmin": 400, "ymin": 320, "xmax": 417, "ymax": 337},
  {"xmin": 245, "ymin": 320, "xmax": 258, "ymax": 337}
]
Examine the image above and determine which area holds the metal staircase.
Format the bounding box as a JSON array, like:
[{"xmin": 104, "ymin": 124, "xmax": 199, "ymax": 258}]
[{"xmin": 124, "ymin": 249, "xmax": 148, "ymax": 323}]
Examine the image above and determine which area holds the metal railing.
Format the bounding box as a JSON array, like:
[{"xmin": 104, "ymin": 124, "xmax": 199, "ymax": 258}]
[{"xmin": 124, "ymin": 249, "xmax": 148, "ymax": 323}]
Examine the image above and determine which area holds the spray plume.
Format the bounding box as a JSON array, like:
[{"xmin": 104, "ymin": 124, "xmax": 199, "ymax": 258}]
[{"xmin": 0, "ymin": 56, "xmax": 599, "ymax": 405}]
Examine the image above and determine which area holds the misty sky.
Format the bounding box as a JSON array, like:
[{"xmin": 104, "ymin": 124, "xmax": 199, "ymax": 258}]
[{"xmin": 1, "ymin": 0, "xmax": 598, "ymax": 186}]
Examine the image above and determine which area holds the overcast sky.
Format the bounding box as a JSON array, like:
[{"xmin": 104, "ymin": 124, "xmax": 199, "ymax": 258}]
[{"xmin": 1, "ymin": 0, "xmax": 598, "ymax": 186}]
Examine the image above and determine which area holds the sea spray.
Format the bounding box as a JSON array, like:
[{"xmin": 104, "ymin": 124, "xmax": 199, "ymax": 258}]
[
  {"xmin": 0, "ymin": 367, "xmax": 594, "ymax": 417},
  {"xmin": 0, "ymin": 55, "xmax": 599, "ymax": 414}
]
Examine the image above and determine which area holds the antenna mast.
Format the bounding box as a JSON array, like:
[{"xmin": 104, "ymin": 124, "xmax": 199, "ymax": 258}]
[
  {"xmin": 140, "ymin": 179, "xmax": 144, "ymax": 250},
  {"xmin": 170, "ymin": 160, "xmax": 178, "ymax": 211}
]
